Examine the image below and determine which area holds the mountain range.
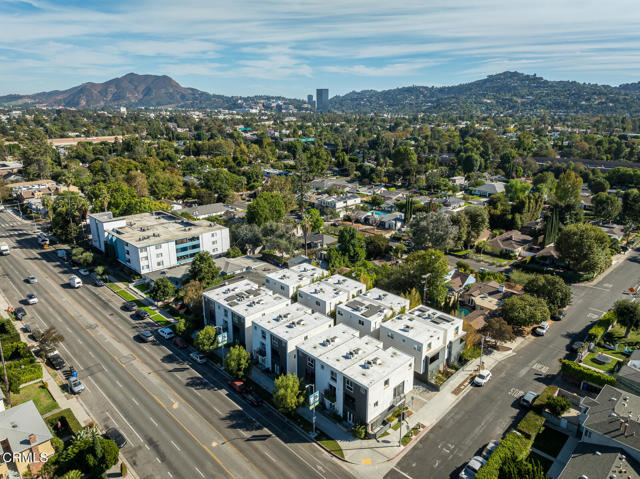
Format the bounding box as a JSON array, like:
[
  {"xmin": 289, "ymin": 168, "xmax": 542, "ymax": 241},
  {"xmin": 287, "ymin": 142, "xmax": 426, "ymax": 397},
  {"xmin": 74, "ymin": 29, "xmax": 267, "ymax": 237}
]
[{"xmin": 2, "ymin": 71, "xmax": 640, "ymax": 115}]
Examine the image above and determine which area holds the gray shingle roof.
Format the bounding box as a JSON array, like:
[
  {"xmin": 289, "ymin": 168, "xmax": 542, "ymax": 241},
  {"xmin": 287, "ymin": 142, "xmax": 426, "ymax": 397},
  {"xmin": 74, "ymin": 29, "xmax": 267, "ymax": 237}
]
[{"xmin": 0, "ymin": 401, "xmax": 52, "ymax": 453}]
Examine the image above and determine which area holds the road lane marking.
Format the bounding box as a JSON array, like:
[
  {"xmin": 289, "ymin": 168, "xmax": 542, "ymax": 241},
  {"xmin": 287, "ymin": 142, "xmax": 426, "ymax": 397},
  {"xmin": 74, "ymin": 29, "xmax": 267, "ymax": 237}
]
[
  {"xmin": 171, "ymin": 440, "xmax": 181, "ymax": 451},
  {"xmin": 212, "ymin": 405, "xmax": 222, "ymax": 415},
  {"xmin": 156, "ymin": 457, "xmax": 161, "ymax": 463},
  {"xmin": 167, "ymin": 472, "xmax": 173, "ymax": 478},
  {"xmin": 87, "ymin": 377, "xmax": 143, "ymax": 444},
  {"xmin": 150, "ymin": 416, "xmax": 158, "ymax": 427},
  {"xmin": 392, "ymin": 467, "xmax": 413, "ymax": 479},
  {"xmin": 60, "ymin": 344, "xmax": 83, "ymax": 368},
  {"xmin": 264, "ymin": 451, "xmax": 276, "ymax": 463},
  {"xmin": 589, "ymin": 307, "xmax": 606, "ymax": 313},
  {"xmin": 115, "ymin": 380, "xmax": 123, "ymax": 388},
  {"xmin": 131, "ymin": 397, "xmax": 139, "ymax": 406},
  {"xmin": 531, "ymin": 362, "xmax": 549, "ymax": 374},
  {"xmin": 144, "ymin": 444, "xmax": 150, "ymax": 450},
  {"xmin": 195, "ymin": 467, "xmax": 205, "ymax": 478}
]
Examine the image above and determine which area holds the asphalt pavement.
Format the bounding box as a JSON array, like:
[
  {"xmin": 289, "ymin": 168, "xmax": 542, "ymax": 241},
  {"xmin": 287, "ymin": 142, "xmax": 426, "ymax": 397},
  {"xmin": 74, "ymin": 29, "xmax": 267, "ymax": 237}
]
[
  {"xmin": 0, "ymin": 210, "xmax": 352, "ymax": 479},
  {"xmin": 385, "ymin": 250, "xmax": 640, "ymax": 479}
]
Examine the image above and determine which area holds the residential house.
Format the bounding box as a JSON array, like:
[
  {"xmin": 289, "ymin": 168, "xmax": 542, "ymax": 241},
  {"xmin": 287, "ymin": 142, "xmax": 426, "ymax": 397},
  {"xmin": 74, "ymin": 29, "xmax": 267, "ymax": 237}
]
[
  {"xmin": 597, "ymin": 222, "xmax": 625, "ymax": 241},
  {"xmin": 534, "ymin": 243, "xmax": 561, "ymax": 267},
  {"xmin": 251, "ymin": 303, "xmax": 332, "ymax": 375},
  {"xmin": 89, "ymin": 211, "xmax": 230, "ymax": 274},
  {"xmin": 296, "ymin": 325, "xmax": 414, "ymax": 433},
  {"xmin": 264, "ymin": 264, "xmax": 327, "ymax": 299},
  {"xmin": 315, "ymin": 194, "xmax": 361, "ymax": 215},
  {"xmin": 304, "ymin": 233, "xmax": 338, "ymax": 250},
  {"xmin": 486, "ymin": 230, "xmax": 534, "ymax": 257},
  {"xmin": 460, "ymin": 281, "xmax": 522, "ymax": 312},
  {"xmin": 202, "ymin": 279, "xmax": 290, "ymax": 348},
  {"xmin": 445, "ymin": 269, "xmax": 476, "ymax": 296},
  {"xmin": 336, "ymin": 288, "xmax": 410, "ymax": 338},
  {"xmin": 471, "ymin": 182, "xmax": 505, "ymax": 197},
  {"xmin": 181, "ymin": 203, "xmax": 236, "ymax": 219},
  {"xmin": 450, "ymin": 176, "xmax": 467, "ymax": 186},
  {"xmin": 11, "ymin": 180, "xmax": 80, "ymax": 202},
  {"xmin": 0, "ymin": 161, "xmax": 22, "ymax": 180},
  {"xmin": 297, "ymin": 274, "xmax": 367, "ymax": 315},
  {"xmin": 0, "ymin": 400, "xmax": 55, "ymax": 478},
  {"xmin": 378, "ymin": 212, "xmax": 404, "ymax": 230},
  {"xmin": 558, "ymin": 443, "xmax": 640, "ymax": 479},
  {"xmin": 616, "ymin": 351, "xmax": 640, "ymax": 396},
  {"xmin": 440, "ymin": 197, "xmax": 465, "ymax": 212}
]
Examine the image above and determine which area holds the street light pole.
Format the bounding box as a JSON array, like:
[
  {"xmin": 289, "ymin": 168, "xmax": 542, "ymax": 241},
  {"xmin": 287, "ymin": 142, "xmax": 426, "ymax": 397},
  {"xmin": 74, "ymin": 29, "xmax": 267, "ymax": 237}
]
[{"xmin": 479, "ymin": 335, "xmax": 485, "ymax": 372}]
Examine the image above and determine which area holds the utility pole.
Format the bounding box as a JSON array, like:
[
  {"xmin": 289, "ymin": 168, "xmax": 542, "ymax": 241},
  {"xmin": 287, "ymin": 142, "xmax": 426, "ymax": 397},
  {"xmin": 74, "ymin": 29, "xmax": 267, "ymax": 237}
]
[
  {"xmin": 0, "ymin": 340, "xmax": 10, "ymax": 407},
  {"xmin": 478, "ymin": 335, "xmax": 485, "ymax": 372}
]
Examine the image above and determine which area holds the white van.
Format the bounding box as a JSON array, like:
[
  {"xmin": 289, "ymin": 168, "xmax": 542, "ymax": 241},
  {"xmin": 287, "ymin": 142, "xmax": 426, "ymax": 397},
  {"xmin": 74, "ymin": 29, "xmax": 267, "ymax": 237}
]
[{"xmin": 69, "ymin": 275, "xmax": 83, "ymax": 288}]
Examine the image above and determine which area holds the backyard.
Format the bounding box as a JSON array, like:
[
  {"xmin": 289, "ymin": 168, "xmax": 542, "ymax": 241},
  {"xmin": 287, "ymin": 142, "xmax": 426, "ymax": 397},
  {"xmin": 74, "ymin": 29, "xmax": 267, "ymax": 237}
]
[
  {"xmin": 12, "ymin": 382, "xmax": 59, "ymax": 415},
  {"xmin": 607, "ymin": 325, "xmax": 640, "ymax": 347},
  {"xmin": 532, "ymin": 427, "xmax": 569, "ymax": 458},
  {"xmin": 582, "ymin": 352, "xmax": 619, "ymax": 374}
]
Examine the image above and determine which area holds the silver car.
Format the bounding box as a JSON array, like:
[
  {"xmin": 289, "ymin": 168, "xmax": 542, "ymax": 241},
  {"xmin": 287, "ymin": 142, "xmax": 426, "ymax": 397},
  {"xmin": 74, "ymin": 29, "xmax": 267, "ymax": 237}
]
[
  {"xmin": 26, "ymin": 294, "xmax": 38, "ymax": 305},
  {"xmin": 138, "ymin": 331, "xmax": 154, "ymax": 342},
  {"xmin": 27, "ymin": 275, "xmax": 37, "ymax": 284},
  {"xmin": 68, "ymin": 377, "xmax": 85, "ymax": 394}
]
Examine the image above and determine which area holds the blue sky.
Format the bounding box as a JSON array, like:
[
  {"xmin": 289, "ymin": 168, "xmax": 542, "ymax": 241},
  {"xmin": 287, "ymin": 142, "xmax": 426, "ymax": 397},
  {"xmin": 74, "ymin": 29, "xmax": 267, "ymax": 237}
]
[{"xmin": 0, "ymin": 0, "xmax": 639, "ymax": 98}]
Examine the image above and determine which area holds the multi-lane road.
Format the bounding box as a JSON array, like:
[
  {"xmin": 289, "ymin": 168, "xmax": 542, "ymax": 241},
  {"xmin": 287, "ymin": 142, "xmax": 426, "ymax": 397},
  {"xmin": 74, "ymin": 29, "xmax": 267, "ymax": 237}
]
[
  {"xmin": 386, "ymin": 249, "xmax": 640, "ymax": 478},
  {"xmin": 0, "ymin": 210, "xmax": 352, "ymax": 479}
]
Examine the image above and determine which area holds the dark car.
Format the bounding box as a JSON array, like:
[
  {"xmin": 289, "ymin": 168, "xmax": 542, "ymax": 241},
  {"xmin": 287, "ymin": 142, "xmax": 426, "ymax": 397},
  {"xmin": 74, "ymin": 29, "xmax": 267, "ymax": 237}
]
[
  {"xmin": 30, "ymin": 328, "xmax": 43, "ymax": 342},
  {"xmin": 228, "ymin": 380, "xmax": 246, "ymax": 394},
  {"xmin": 246, "ymin": 393, "xmax": 263, "ymax": 407},
  {"xmin": 14, "ymin": 307, "xmax": 27, "ymax": 320},
  {"xmin": 132, "ymin": 309, "xmax": 149, "ymax": 320},
  {"xmin": 123, "ymin": 301, "xmax": 138, "ymax": 312},
  {"xmin": 173, "ymin": 337, "xmax": 187, "ymax": 349},
  {"xmin": 48, "ymin": 354, "xmax": 65, "ymax": 370},
  {"xmin": 105, "ymin": 428, "xmax": 127, "ymax": 448}
]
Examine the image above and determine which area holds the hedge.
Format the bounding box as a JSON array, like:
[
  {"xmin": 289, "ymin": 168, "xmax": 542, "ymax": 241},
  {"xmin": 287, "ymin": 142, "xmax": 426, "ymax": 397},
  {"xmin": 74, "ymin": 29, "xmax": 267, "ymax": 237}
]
[
  {"xmin": 586, "ymin": 311, "xmax": 617, "ymax": 342},
  {"xmin": 3, "ymin": 341, "xmax": 34, "ymax": 362},
  {"xmin": 475, "ymin": 431, "xmax": 531, "ymax": 479},
  {"xmin": 0, "ymin": 319, "xmax": 20, "ymax": 344},
  {"xmin": 532, "ymin": 385, "xmax": 558, "ymax": 412},
  {"xmin": 7, "ymin": 363, "xmax": 42, "ymax": 393},
  {"xmin": 516, "ymin": 411, "xmax": 546, "ymax": 439},
  {"xmin": 561, "ymin": 360, "xmax": 616, "ymax": 386}
]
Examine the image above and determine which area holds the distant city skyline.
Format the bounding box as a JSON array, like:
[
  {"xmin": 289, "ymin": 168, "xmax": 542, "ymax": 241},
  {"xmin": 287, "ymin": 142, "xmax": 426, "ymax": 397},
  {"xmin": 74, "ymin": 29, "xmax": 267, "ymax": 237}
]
[{"xmin": 1, "ymin": 0, "xmax": 638, "ymax": 98}]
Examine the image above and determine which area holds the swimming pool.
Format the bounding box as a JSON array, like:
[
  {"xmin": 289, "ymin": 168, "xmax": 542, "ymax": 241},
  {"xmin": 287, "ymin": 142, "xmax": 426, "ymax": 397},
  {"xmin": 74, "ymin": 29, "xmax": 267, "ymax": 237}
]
[{"xmin": 372, "ymin": 211, "xmax": 388, "ymax": 216}]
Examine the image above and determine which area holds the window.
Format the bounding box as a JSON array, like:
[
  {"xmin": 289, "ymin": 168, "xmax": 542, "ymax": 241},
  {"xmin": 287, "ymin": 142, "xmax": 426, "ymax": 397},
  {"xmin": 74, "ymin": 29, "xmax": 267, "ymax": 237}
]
[
  {"xmin": 330, "ymin": 370, "xmax": 337, "ymax": 382},
  {"xmin": 374, "ymin": 401, "xmax": 378, "ymax": 407},
  {"xmin": 358, "ymin": 320, "xmax": 365, "ymax": 326},
  {"xmin": 429, "ymin": 354, "xmax": 439, "ymax": 364},
  {"xmin": 155, "ymin": 245, "xmax": 162, "ymax": 250},
  {"xmin": 337, "ymin": 310, "xmax": 343, "ymax": 316},
  {"xmin": 345, "ymin": 379, "xmax": 354, "ymax": 393},
  {"xmin": 261, "ymin": 331, "xmax": 266, "ymax": 339},
  {"xmin": 156, "ymin": 261, "xmax": 164, "ymax": 267},
  {"xmin": 307, "ymin": 357, "xmax": 315, "ymax": 369},
  {"xmin": 224, "ymin": 310, "xmax": 228, "ymax": 317},
  {"xmin": 454, "ymin": 327, "xmax": 459, "ymax": 336},
  {"xmin": 315, "ymin": 300, "xmax": 320, "ymax": 306},
  {"xmin": 320, "ymin": 364, "xmax": 324, "ymax": 370},
  {"xmin": 387, "ymin": 332, "xmax": 394, "ymax": 339},
  {"xmin": 426, "ymin": 342, "xmax": 432, "ymax": 350},
  {"xmin": 413, "ymin": 344, "xmax": 421, "ymax": 352},
  {"xmin": 384, "ymin": 378, "xmax": 389, "ymax": 388}
]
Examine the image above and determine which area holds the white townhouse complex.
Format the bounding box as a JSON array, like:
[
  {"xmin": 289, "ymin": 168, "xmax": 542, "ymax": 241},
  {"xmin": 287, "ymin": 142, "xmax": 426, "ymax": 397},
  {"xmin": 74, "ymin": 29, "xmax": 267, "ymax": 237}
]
[
  {"xmin": 251, "ymin": 303, "xmax": 333, "ymax": 375},
  {"xmin": 297, "ymin": 274, "xmax": 367, "ymax": 315},
  {"xmin": 264, "ymin": 263, "xmax": 327, "ymax": 299},
  {"xmin": 336, "ymin": 288, "xmax": 409, "ymax": 338},
  {"xmin": 296, "ymin": 324, "xmax": 413, "ymax": 433},
  {"xmin": 89, "ymin": 211, "xmax": 230, "ymax": 274},
  {"xmin": 405, "ymin": 305, "xmax": 466, "ymax": 364},
  {"xmin": 203, "ymin": 280, "xmax": 290, "ymax": 348}
]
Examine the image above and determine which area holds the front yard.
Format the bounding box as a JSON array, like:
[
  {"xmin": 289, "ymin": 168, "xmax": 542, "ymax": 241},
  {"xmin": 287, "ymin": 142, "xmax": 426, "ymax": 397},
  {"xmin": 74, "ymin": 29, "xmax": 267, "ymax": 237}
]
[
  {"xmin": 12, "ymin": 382, "xmax": 59, "ymax": 415},
  {"xmin": 582, "ymin": 352, "xmax": 619, "ymax": 373}
]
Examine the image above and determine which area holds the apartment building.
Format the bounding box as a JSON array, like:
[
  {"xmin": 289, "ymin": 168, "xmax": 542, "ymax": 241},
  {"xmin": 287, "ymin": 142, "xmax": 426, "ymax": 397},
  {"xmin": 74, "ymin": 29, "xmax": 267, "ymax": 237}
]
[
  {"xmin": 315, "ymin": 193, "xmax": 361, "ymax": 213},
  {"xmin": 336, "ymin": 288, "xmax": 409, "ymax": 338},
  {"xmin": 406, "ymin": 305, "xmax": 466, "ymax": 363},
  {"xmin": 264, "ymin": 263, "xmax": 327, "ymax": 299},
  {"xmin": 202, "ymin": 279, "xmax": 290, "ymax": 348},
  {"xmin": 89, "ymin": 211, "xmax": 230, "ymax": 274},
  {"xmin": 251, "ymin": 303, "xmax": 332, "ymax": 375},
  {"xmin": 297, "ymin": 325, "xmax": 413, "ymax": 433},
  {"xmin": 297, "ymin": 274, "xmax": 366, "ymax": 315}
]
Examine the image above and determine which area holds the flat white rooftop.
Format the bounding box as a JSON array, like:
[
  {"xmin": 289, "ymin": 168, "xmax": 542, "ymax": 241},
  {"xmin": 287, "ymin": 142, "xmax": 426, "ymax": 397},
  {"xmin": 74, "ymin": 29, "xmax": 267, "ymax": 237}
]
[
  {"xmin": 252, "ymin": 303, "xmax": 315, "ymax": 331},
  {"xmin": 322, "ymin": 274, "xmax": 366, "ymax": 293},
  {"xmin": 343, "ymin": 346, "xmax": 412, "ymax": 389},
  {"xmin": 297, "ymin": 324, "xmax": 360, "ymax": 359},
  {"xmin": 204, "ymin": 279, "xmax": 289, "ymax": 318},
  {"xmin": 92, "ymin": 211, "xmax": 226, "ymax": 248},
  {"xmin": 360, "ymin": 288, "xmax": 408, "ymax": 312},
  {"xmin": 340, "ymin": 296, "xmax": 392, "ymax": 322},
  {"xmin": 407, "ymin": 305, "xmax": 462, "ymax": 328},
  {"xmin": 298, "ymin": 274, "xmax": 366, "ymax": 302},
  {"xmin": 381, "ymin": 314, "xmax": 445, "ymax": 347},
  {"xmin": 265, "ymin": 264, "xmax": 326, "ymax": 288},
  {"xmin": 321, "ymin": 335, "xmax": 382, "ymax": 373},
  {"xmin": 271, "ymin": 311, "xmax": 333, "ymax": 343}
]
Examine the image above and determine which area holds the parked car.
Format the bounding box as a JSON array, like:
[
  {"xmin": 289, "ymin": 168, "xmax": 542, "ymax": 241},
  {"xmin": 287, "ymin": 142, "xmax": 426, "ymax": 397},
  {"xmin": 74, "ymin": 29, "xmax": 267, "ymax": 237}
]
[
  {"xmin": 94, "ymin": 279, "xmax": 105, "ymax": 287},
  {"xmin": 481, "ymin": 440, "xmax": 500, "ymax": 459},
  {"xmin": 14, "ymin": 307, "xmax": 26, "ymax": 319},
  {"xmin": 459, "ymin": 456, "xmax": 487, "ymax": 478},
  {"xmin": 48, "ymin": 354, "xmax": 65, "ymax": 370},
  {"xmin": 132, "ymin": 309, "xmax": 150, "ymax": 320},
  {"xmin": 105, "ymin": 428, "xmax": 127, "ymax": 448},
  {"xmin": 157, "ymin": 327, "xmax": 175, "ymax": 340},
  {"xmin": 173, "ymin": 337, "xmax": 187, "ymax": 349},
  {"xmin": 26, "ymin": 294, "xmax": 38, "ymax": 305},
  {"xmin": 26, "ymin": 275, "xmax": 37, "ymax": 284},
  {"xmin": 571, "ymin": 341, "xmax": 585, "ymax": 351},
  {"xmin": 246, "ymin": 393, "xmax": 263, "ymax": 407},
  {"xmin": 30, "ymin": 328, "xmax": 43, "ymax": 342},
  {"xmin": 78, "ymin": 268, "xmax": 90, "ymax": 276},
  {"xmin": 552, "ymin": 309, "xmax": 567, "ymax": 321},
  {"xmin": 520, "ymin": 391, "xmax": 539, "ymax": 408},
  {"xmin": 190, "ymin": 352, "xmax": 207, "ymax": 364},
  {"xmin": 68, "ymin": 376, "xmax": 85, "ymax": 394},
  {"xmin": 123, "ymin": 301, "xmax": 138, "ymax": 312},
  {"xmin": 228, "ymin": 380, "xmax": 246, "ymax": 394},
  {"xmin": 138, "ymin": 331, "xmax": 154, "ymax": 343},
  {"xmin": 534, "ymin": 322, "xmax": 550, "ymax": 336},
  {"xmin": 473, "ymin": 370, "xmax": 492, "ymax": 387}
]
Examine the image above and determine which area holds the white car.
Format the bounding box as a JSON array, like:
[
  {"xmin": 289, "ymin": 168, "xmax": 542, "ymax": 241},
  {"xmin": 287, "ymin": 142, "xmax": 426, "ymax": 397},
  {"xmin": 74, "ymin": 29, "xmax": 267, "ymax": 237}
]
[
  {"xmin": 190, "ymin": 352, "xmax": 207, "ymax": 364},
  {"xmin": 157, "ymin": 327, "xmax": 175, "ymax": 340},
  {"xmin": 27, "ymin": 275, "xmax": 37, "ymax": 284},
  {"xmin": 68, "ymin": 377, "xmax": 85, "ymax": 394},
  {"xmin": 26, "ymin": 294, "xmax": 38, "ymax": 305},
  {"xmin": 78, "ymin": 269, "xmax": 90, "ymax": 276},
  {"xmin": 459, "ymin": 456, "xmax": 487, "ymax": 478},
  {"xmin": 535, "ymin": 322, "xmax": 550, "ymax": 336},
  {"xmin": 473, "ymin": 370, "xmax": 492, "ymax": 387}
]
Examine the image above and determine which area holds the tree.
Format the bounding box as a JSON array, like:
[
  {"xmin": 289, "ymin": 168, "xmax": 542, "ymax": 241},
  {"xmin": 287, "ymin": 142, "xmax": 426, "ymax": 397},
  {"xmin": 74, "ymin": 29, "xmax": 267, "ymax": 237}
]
[
  {"xmin": 391, "ymin": 146, "xmax": 418, "ymax": 181},
  {"xmin": 556, "ymin": 223, "xmax": 611, "ymax": 275},
  {"xmin": 365, "ymin": 235, "xmax": 389, "ymax": 259},
  {"xmin": 301, "ymin": 208, "xmax": 324, "ymax": 256},
  {"xmin": 401, "ymin": 288, "xmax": 423, "ymax": 309},
  {"xmin": 231, "ymin": 223, "xmax": 263, "ymax": 253},
  {"xmin": 125, "ymin": 170, "xmax": 149, "ymax": 197},
  {"xmin": 19, "ymin": 129, "xmax": 56, "ymax": 180},
  {"xmin": 592, "ymin": 192, "xmax": 621, "ymax": 222},
  {"xmin": 195, "ymin": 325, "xmax": 218, "ymax": 354},
  {"xmin": 498, "ymin": 453, "xmax": 546, "ymax": 479},
  {"xmin": 338, "ymin": 226, "xmax": 366, "ymax": 265},
  {"xmin": 555, "ymin": 170, "xmax": 582, "ymax": 206},
  {"xmin": 409, "ymin": 211, "xmax": 458, "ymax": 251},
  {"xmin": 524, "ymin": 274, "xmax": 572, "ymax": 316},
  {"xmin": 188, "ymin": 251, "xmax": 220, "ymax": 284},
  {"xmin": 51, "ymin": 192, "xmax": 89, "ymax": 244},
  {"xmin": 502, "ymin": 294, "xmax": 550, "ymax": 327},
  {"xmin": 148, "ymin": 170, "xmax": 184, "ymax": 199},
  {"xmin": 622, "ymin": 189, "xmax": 640, "ymax": 224},
  {"xmin": 71, "ymin": 247, "xmax": 93, "ymax": 267},
  {"xmin": 227, "ymin": 245, "xmax": 242, "ymax": 258},
  {"xmin": 175, "ymin": 318, "xmax": 188, "ymax": 338},
  {"xmin": 246, "ymin": 192, "xmax": 285, "ymax": 226},
  {"xmin": 37, "ymin": 326, "xmax": 64, "ymax": 355},
  {"xmin": 183, "ymin": 280, "xmax": 203, "ymax": 311},
  {"xmin": 262, "ymin": 222, "xmax": 300, "ymax": 263},
  {"xmin": 590, "ymin": 177, "xmax": 610, "ymax": 194},
  {"xmin": 224, "ymin": 344, "xmax": 251, "ymax": 379},
  {"xmin": 481, "ymin": 317, "xmax": 515, "ymax": 346},
  {"xmin": 533, "ymin": 171, "xmax": 555, "ymax": 196},
  {"xmin": 462, "ymin": 206, "xmax": 489, "ymax": 246},
  {"xmin": 614, "ymin": 299, "xmax": 640, "ymax": 338},
  {"xmin": 505, "ymin": 180, "xmax": 532, "ymax": 202},
  {"xmin": 273, "ymin": 374, "xmax": 305, "ymax": 415},
  {"xmin": 546, "ymin": 396, "xmax": 571, "ymax": 417},
  {"xmin": 450, "ymin": 211, "xmax": 470, "ymax": 249},
  {"xmin": 263, "ymin": 175, "xmax": 296, "ymax": 212},
  {"xmin": 149, "ymin": 277, "xmax": 177, "ymax": 302}
]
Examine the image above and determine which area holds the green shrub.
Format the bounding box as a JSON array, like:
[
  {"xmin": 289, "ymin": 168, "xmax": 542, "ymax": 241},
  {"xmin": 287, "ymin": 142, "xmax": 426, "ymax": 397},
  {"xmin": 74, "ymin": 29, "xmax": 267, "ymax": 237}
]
[
  {"xmin": 476, "ymin": 431, "xmax": 531, "ymax": 479},
  {"xmin": 352, "ymin": 424, "xmax": 366, "ymax": 439},
  {"xmin": 120, "ymin": 462, "xmax": 127, "ymax": 477},
  {"xmin": 0, "ymin": 319, "xmax": 20, "ymax": 344},
  {"xmin": 546, "ymin": 396, "xmax": 572, "ymax": 417},
  {"xmin": 586, "ymin": 311, "xmax": 617, "ymax": 342},
  {"xmin": 561, "ymin": 360, "xmax": 616, "ymax": 386},
  {"xmin": 532, "ymin": 385, "xmax": 558, "ymax": 412},
  {"xmin": 516, "ymin": 411, "xmax": 545, "ymax": 439},
  {"xmin": 7, "ymin": 363, "xmax": 42, "ymax": 393}
]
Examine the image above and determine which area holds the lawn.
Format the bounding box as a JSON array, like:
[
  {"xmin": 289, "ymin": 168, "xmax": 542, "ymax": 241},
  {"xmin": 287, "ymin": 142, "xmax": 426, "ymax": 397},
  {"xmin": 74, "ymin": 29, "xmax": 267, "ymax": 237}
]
[
  {"xmin": 317, "ymin": 438, "xmax": 344, "ymax": 458},
  {"xmin": 528, "ymin": 451, "xmax": 553, "ymax": 474},
  {"xmin": 12, "ymin": 383, "xmax": 59, "ymax": 415},
  {"xmin": 468, "ymin": 253, "xmax": 514, "ymax": 265},
  {"xmin": 401, "ymin": 425, "xmax": 422, "ymax": 446},
  {"xmin": 595, "ymin": 347, "xmax": 628, "ymax": 362},
  {"xmin": 532, "ymin": 427, "xmax": 569, "ymax": 458},
  {"xmin": 134, "ymin": 282, "xmax": 150, "ymax": 293},
  {"xmin": 607, "ymin": 325, "xmax": 640, "ymax": 347},
  {"xmin": 46, "ymin": 408, "xmax": 82, "ymax": 439},
  {"xmin": 583, "ymin": 352, "xmax": 619, "ymax": 373},
  {"xmin": 118, "ymin": 290, "xmax": 138, "ymax": 302}
]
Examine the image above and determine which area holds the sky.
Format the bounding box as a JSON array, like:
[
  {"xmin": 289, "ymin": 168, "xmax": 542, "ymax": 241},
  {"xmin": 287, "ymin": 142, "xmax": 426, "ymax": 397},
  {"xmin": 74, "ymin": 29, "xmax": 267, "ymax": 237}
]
[{"xmin": 0, "ymin": 0, "xmax": 639, "ymax": 99}]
